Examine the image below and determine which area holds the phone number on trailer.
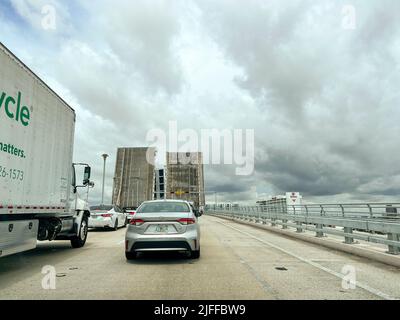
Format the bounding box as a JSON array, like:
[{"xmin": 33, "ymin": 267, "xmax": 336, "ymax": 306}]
[{"xmin": 0, "ymin": 166, "xmax": 24, "ymax": 181}]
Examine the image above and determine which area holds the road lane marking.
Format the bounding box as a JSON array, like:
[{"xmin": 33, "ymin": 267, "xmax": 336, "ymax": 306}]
[
  {"xmin": 211, "ymin": 228, "xmax": 280, "ymax": 299},
  {"xmin": 217, "ymin": 220, "xmax": 398, "ymax": 301}
]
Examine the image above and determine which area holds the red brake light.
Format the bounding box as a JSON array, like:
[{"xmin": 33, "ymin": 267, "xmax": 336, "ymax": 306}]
[
  {"xmin": 102, "ymin": 214, "xmax": 112, "ymax": 218},
  {"xmin": 178, "ymin": 218, "xmax": 196, "ymax": 225},
  {"xmin": 130, "ymin": 219, "xmax": 144, "ymax": 226},
  {"xmin": 129, "ymin": 212, "xmax": 136, "ymax": 216}
]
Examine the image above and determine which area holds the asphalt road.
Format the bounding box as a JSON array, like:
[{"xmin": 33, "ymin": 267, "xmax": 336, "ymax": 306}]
[{"xmin": 0, "ymin": 215, "xmax": 399, "ymax": 300}]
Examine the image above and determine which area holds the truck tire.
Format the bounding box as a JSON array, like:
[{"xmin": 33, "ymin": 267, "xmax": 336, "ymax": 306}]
[{"xmin": 71, "ymin": 217, "xmax": 88, "ymax": 248}]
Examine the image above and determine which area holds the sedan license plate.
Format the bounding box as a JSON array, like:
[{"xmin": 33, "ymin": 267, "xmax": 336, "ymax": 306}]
[{"xmin": 156, "ymin": 225, "xmax": 169, "ymax": 233}]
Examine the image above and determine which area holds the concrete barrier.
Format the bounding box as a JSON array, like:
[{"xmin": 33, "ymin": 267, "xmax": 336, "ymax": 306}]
[{"xmin": 209, "ymin": 213, "xmax": 400, "ymax": 269}]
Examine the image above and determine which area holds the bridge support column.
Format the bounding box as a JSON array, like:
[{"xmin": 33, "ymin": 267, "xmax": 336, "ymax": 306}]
[
  {"xmin": 344, "ymin": 227, "xmax": 354, "ymax": 244},
  {"xmin": 387, "ymin": 233, "xmax": 400, "ymax": 255},
  {"xmin": 316, "ymin": 224, "xmax": 324, "ymax": 238}
]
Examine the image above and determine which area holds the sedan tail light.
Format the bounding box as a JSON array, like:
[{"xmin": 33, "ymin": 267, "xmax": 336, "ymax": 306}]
[
  {"xmin": 102, "ymin": 214, "xmax": 112, "ymax": 218},
  {"xmin": 178, "ymin": 218, "xmax": 196, "ymax": 225},
  {"xmin": 130, "ymin": 219, "xmax": 145, "ymax": 226}
]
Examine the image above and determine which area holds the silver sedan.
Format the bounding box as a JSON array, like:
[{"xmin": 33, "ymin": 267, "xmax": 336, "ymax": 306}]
[{"xmin": 125, "ymin": 200, "xmax": 201, "ymax": 260}]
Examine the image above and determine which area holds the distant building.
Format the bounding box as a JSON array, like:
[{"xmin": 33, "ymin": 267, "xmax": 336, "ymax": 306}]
[
  {"xmin": 154, "ymin": 168, "xmax": 166, "ymax": 200},
  {"xmin": 166, "ymin": 152, "xmax": 205, "ymax": 209},
  {"xmin": 257, "ymin": 192, "xmax": 303, "ymax": 213},
  {"xmin": 112, "ymin": 147, "xmax": 156, "ymax": 209}
]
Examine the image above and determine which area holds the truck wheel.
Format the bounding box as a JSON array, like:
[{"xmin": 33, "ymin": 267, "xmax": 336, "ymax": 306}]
[{"xmin": 71, "ymin": 218, "xmax": 88, "ymax": 248}]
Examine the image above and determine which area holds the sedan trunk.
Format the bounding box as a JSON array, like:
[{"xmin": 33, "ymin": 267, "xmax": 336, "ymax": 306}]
[{"xmin": 134, "ymin": 212, "xmax": 190, "ymax": 235}]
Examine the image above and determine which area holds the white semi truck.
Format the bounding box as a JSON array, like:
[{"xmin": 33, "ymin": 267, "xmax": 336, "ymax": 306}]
[{"xmin": 0, "ymin": 42, "xmax": 92, "ymax": 258}]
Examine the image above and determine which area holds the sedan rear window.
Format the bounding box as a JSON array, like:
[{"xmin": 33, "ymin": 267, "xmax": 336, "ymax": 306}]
[
  {"xmin": 137, "ymin": 202, "xmax": 190, "ymax": 213},
  {"xmin": 90, "ymin": 205, "xmax": 113, "ymax": 211}
]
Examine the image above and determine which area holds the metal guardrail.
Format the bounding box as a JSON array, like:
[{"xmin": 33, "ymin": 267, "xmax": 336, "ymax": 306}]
[{"xmin": 206, "ymin": 203, "xmax": 400, "ymax": 255}]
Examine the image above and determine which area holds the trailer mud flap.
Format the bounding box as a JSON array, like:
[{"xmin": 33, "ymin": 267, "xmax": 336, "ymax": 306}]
[{"xmin": 0, "ymin": 220, "xmax": 39, "ymax": 258}]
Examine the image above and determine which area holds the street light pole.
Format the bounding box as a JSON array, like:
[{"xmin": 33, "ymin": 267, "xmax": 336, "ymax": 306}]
[{"xmin": 101, "ymin": 154, "xmax": 109, "ymax": 205}]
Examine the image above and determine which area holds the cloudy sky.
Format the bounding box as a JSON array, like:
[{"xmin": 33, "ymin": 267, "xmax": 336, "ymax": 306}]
[{"xmin": 1, "ymin": 0, "xmax": 400, "ymax": 204}]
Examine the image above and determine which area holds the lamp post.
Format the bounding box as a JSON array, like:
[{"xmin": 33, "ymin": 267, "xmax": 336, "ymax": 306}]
[{"xmin": 101, "ymin": 154, "xmax": 109, "ymax": 205}]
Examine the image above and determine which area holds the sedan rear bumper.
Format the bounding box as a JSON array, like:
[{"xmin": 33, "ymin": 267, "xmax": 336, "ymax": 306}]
[
  {"xmin": 132, "ymin": 240, "xmax": 192, "ymax": 252},
  {"xmin": 88, "ymin": 218, "xmax": 113, "ymax": 228},
  {"xmin": 126, "ymin": 227, "xmax": 199, "ymax": 252}
]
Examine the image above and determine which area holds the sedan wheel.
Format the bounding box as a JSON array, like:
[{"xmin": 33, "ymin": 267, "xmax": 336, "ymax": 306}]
[
  {"xmin": 126, "ymin": 252, "xmax": 137, "ymax": 260},
  {"xmin": 191, "ymin": 248, "xmax": 200, "ymax": 259}
]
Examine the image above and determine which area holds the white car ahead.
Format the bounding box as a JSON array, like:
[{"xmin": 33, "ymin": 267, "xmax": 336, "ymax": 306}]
[
  {"xmin": 89, "ymin": 205, "xmax": 128, "ymax": 231},
  {"xmin": 125, "ymin": 206, "xmax": 138, "ymax": 223}
]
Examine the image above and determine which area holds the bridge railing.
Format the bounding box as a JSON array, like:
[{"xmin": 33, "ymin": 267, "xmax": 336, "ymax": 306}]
[{"xmin": 206, "ymin": 203, "xmax": 400, "ymax": 255}]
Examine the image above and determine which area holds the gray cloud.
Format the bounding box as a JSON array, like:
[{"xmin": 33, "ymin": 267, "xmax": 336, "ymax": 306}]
[
  {"xmin": 95, "ymin": 0, "xmax": 184, "ymax": 94},
  {"xmin": 195, "ymin": 0, "xmax": 400, "ymax": 201},
  {"xmin": 2, "ymin": 0, "xmax": 400, "ymax": 204}
]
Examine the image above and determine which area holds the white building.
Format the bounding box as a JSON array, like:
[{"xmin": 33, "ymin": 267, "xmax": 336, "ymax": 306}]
[{"xmin": 257, "ymin": 192, "xmax": 303, "ymax": 212}]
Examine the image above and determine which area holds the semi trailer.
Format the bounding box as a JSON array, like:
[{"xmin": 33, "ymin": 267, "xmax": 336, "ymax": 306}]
[{"xmin": 0, "ymin": 42, "xmax": 92, "ymax": 258}]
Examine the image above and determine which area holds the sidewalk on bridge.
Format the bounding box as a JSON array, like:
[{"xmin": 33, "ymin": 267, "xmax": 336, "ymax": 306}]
[{"xmin": 210, "ymin": 214, "xmax": 400, "ymax": 269}]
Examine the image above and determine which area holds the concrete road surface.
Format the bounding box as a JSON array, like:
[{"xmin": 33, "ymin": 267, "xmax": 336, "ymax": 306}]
[{"xmin": 0, "ymin": 215, "xmax": 399, "ymax": 300}]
